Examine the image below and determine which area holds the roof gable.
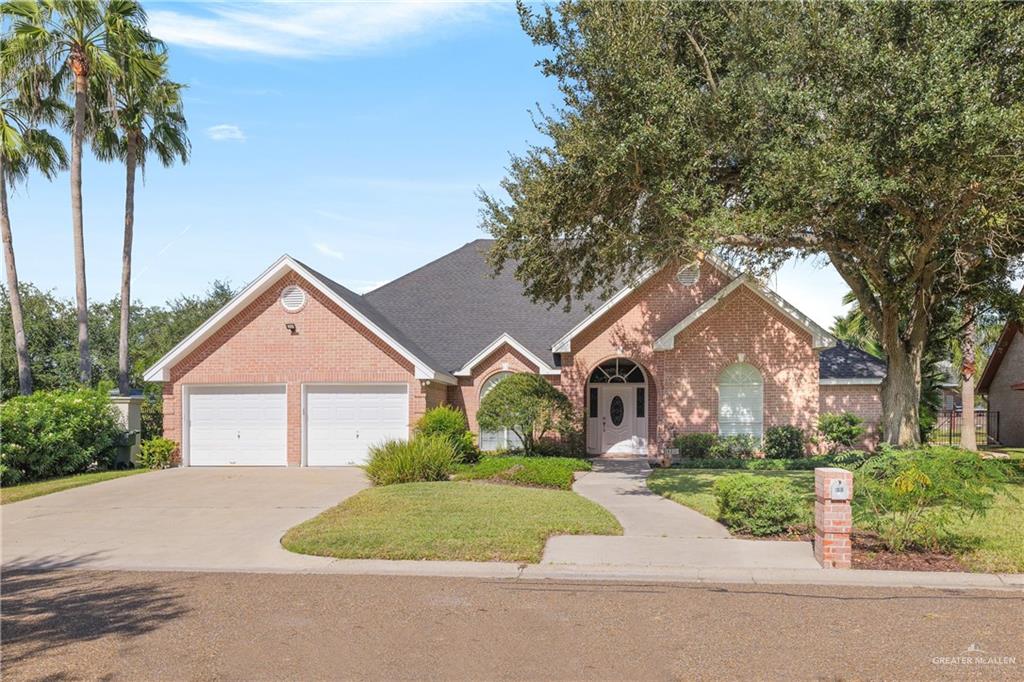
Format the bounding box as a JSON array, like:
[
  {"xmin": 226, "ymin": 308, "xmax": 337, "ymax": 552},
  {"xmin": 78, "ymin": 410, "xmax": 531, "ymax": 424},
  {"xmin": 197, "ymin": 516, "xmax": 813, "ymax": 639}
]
[
  {"xmin": 978, "ymin": 320, "xmax": 1022, "ymax": 393},
  {"xmin": 653, "ymin": 274, "xmax": 835, "ymax": 351},
  {"xmin": 143, "ymin": 256, "xmax": 454, "ymax": 384}
]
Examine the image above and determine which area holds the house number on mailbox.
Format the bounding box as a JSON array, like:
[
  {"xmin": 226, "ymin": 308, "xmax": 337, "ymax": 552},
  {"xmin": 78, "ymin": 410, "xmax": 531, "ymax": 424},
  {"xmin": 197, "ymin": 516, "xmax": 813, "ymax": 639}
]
[{"xmin": 829, "ymin": 479, "xmax": 850, "ymax": 501}]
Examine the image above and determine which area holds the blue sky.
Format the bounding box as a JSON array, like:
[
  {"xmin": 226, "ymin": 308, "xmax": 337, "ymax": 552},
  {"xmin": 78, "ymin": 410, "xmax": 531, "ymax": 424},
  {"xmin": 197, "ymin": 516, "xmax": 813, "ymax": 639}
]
[{"xmin": 6, "ymin": 1, "xmax": 853, "ymax": 328}]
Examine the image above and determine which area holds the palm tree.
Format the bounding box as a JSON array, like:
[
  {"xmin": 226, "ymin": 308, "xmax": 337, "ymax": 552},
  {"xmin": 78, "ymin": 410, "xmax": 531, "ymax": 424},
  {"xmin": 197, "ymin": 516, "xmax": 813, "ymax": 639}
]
[
  {"xmin": 90, "ymin": 47, "xmax": 189, "ymax": 394},
  {"xmin": 0, "ymin": 41, "xmax": 68, "ymax": 394},
  {"xmin": 2, "ymin": 0, "xmax": 157, "ymax": 384}
]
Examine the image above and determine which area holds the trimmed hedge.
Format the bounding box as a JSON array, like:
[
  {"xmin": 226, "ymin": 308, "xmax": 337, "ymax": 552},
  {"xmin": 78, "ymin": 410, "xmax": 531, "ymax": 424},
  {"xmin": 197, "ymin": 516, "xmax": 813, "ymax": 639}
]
[
  {"xmin": 138, "ymin": 437, "xmax": 176, "ymax": 469},
  {"xmin": 713, "ymin": 473, "xmax": 806, "ymax": 535},
  {"xmin": 1, "ymin": 388, "xmax": 125, "ymax": 486},
  {"xmin": 671, "ymin": 454, "xmax": 867, "ymax": 471},
  {"xmin": 673, "ymin": 433, "xmax": 718, "ymax": 459}
]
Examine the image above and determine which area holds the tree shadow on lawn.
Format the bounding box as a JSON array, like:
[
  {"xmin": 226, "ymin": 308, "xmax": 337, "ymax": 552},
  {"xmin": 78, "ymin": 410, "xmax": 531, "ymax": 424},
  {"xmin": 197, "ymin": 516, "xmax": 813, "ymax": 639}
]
[{"xmin": 1, "ymin": 555, "xmax": 190, "ymax": 666}]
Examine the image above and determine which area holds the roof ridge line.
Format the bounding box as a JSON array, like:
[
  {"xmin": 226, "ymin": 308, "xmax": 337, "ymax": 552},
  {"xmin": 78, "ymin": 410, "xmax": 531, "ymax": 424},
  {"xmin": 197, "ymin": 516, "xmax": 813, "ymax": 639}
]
[{"xmin": 365, "ymin": 239, "xmax": 492, "ymax": 299}]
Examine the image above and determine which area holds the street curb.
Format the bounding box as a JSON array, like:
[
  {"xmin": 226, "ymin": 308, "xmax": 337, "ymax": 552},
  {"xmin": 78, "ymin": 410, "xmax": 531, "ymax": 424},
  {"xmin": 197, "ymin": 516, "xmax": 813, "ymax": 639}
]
[{"xmin": 14, "ymin": 557, "xmax": 1021, "ymax": 592}]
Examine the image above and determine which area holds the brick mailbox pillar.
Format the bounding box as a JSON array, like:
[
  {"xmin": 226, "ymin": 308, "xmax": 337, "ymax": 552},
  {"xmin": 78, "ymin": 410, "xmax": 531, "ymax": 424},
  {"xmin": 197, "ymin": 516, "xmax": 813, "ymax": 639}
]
[{"xmin": 814, "ymin": 467, "xmax": 853, "ymax": 569}]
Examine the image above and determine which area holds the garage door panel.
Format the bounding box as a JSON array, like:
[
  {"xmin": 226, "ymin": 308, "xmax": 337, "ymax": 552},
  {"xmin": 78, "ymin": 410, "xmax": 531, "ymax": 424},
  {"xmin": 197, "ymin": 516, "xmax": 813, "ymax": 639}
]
[
  {"xmin": 188, "ymin": 386, "xmax": 287, "ymax": 466},
  {"xmin": 306, "ymin": 385, "xmax": 408, "ymax": 466}
]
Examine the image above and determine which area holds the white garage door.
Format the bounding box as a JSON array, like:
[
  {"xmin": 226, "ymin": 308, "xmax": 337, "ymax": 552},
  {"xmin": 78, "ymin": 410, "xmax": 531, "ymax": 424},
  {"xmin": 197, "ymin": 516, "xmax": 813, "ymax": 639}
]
[
  {"xmin": 188, "ymin": 386, "xmax": 287, "ymax": 466},
  {"xmin": 306, "ymin": 384, "xmax": 409, "ymax": 466}
]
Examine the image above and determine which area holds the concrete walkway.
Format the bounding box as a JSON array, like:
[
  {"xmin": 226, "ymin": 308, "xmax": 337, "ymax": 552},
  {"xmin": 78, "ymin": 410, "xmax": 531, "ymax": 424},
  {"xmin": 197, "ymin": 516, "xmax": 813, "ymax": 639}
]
[{"xmin": 542, "ymin": 459, "xmax": 820, "ymax": 570}]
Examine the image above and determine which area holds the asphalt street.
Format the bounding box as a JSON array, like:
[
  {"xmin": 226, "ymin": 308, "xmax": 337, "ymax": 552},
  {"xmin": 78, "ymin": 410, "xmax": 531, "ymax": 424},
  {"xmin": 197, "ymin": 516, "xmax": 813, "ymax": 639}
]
[{"xmin": 2, "ymin": 569, "xmax": 1021, "ymax": 680}]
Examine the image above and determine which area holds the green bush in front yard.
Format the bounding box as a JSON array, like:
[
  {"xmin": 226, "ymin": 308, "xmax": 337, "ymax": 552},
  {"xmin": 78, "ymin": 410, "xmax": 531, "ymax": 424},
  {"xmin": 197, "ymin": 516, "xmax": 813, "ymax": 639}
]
[
  {"xmin": 476, "ymin": 373, "xmax": 575, "ymax": 456},
  {"xmin": 708, "ymin": 435, "xmax": 758, "ymax": 459},
  {"xmin": 415, "ymin": 406, "xmax": 479, "ymax": 463},
  {"xmin": 818, "ymin": 412, "xmax": 866, "ymax": 454},
  {"xmin": 365, "ymin": 435, "xmax": 460, "ymax": 486},
  {"xmin": 0, "ymin": 388, "xmax": 125, "ymax": 486},
  {"xmin": 763, "ymin": 426, "xmax": 806, "ymax": 459},
  {"xmin": 853, "ymin": 446, "xmax": 1017, "ymax": 552},
  {"xmin": 713, "ymin": 473, "xmax": 806, "ymax": 535},
  {"xmin": 454, "ymin": 455, "xmax": 590, "ymax": 489},
  {"xmin": 672, "ymin": 456, "xmax": 849, "ymax": 471},
  {"xmin": 138, "ymin": 437, "xmax": 176, "ymax": 469},
  {"xmin": 673, "ymin": 433, "xmax": 718, "ymax": 459}
]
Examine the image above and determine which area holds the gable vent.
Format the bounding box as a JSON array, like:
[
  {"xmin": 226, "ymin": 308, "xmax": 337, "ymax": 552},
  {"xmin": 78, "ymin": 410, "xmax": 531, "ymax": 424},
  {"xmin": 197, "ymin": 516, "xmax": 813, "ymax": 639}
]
[
  {"xmin": 676, "ymin": 262, "xmax": 700, "ymax": 286},
  {"xmin": 280, "ymin": 285, "xmax": 306, "ymax": 312}
]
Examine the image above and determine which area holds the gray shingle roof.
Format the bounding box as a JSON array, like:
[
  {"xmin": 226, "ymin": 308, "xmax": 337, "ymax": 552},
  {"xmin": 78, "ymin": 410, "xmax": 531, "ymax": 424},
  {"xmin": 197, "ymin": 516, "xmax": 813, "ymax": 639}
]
[
  {"xmin": 362, "ymin": 240, "xmax": 607, "ymax": 373},
  {"xmin": 818, "ymin": 341, "xmax": 887, "ymax": 380},
  {"xmin": 296, "ymin": 259, "xmax": 446, "ymax": 372},
  {"xmin": 304, "ymin": 240, "xmax": 886, "ymax": 381}
]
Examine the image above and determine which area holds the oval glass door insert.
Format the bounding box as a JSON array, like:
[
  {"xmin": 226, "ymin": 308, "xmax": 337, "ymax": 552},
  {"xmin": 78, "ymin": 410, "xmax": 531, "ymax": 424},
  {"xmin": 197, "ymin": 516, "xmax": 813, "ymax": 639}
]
[{"xmin": 610, "ymin": 396, "xmax": 624, "ymax": 426}]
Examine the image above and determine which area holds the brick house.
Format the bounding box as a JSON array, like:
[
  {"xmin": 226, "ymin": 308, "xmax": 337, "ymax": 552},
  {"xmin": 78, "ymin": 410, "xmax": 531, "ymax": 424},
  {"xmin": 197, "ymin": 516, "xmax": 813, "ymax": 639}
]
[
  {"xmin": 978, "ymin": 316, "xmax": 1024, "ymax": 447},
  {"xmin": 145, "ymin": 240, "xmax": 886, "ymax": 467}
]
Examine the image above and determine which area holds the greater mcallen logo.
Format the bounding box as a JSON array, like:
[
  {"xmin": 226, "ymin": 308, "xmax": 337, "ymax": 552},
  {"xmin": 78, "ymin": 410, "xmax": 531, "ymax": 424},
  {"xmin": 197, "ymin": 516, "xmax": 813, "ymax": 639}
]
[{"xmin": 932, "ymin": 643, "xmax": 1017, "ymax": 667}]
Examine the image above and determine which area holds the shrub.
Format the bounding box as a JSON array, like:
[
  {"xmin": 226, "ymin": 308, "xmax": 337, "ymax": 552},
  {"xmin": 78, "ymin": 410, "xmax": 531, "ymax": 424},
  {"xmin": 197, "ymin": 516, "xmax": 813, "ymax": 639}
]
[
  {"xmin": 365, "ymin": 435, "xmax": 460, "ymax": 486},
  {"xmin": 817, "ymin": 412, "xmax": 866, "ymax": 454},
  {"xmin": 138, "ymin": 437, "xmax": 176, "ymax": 469},
  {"xmin": 672, "ymin": 455, "xmax": 853, "ymax": 471},
  {"xmin": 454, "ymin": 456, "xmax": 591, "ymax": 489},
  {"xmin": 415, "ymin": 406, "xmax": 479, "ymax": 463},
  {"xmin": 0, "ymin": 388, "xmax": 125, "ymax": 486},
  {"xmin": 763, "ymin": 426, "xmax": 805, "ymax": 459},
  {"xmin": 853, "ymin": 446, "xmax": 1015, "ymax": 551},
  {"xmin": 476, "ymin": 374, "xmax": 575, "ymax": 456},
  {"xmin": 708, "ymin": 435, "xmax": 758, "ymax": 459},
  {"xmin": 673, "ymin": 433, "xmax": 718, "ymax": 459},
  {"xmin": 713, "ymin": 474, "xmax": 806, "ymax": 536}
]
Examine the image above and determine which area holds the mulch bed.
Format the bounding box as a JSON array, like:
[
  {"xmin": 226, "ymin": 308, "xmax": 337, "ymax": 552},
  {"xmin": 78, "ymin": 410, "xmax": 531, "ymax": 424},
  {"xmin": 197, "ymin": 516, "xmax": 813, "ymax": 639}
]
[
  {"xmin": 851, "ymin": 532, "xmax": 966, "ymax": 572},
  {"xmin": 733, "ymin": 526, "xmax": 967, "ymax": 571}
]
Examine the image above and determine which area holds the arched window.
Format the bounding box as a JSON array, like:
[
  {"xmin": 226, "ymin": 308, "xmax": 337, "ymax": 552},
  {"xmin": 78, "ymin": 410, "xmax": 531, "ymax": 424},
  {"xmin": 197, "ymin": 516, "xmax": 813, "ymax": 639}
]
[
  {"xmin": 478, "ymin": 372, "xmax": 522, "ymax": 451},
  {"xmin": 588, "ymin": 358, "xmax": 645, "ymax": 384},
  {"xmin": 718, "ymin": 363, "xmax": 764, "ymax": 438}
]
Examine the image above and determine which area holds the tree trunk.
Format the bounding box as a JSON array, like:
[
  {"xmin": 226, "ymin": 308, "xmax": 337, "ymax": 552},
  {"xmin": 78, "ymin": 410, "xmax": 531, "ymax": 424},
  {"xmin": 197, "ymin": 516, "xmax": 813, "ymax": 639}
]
[
  {"xmin": 0, "ymin": 158, "xmax": 33, "ymax": 394},
  {"xmin": 117, "ymin": 133, "xmax": 138, "ymax": 395},
  {"xmin": 960, "ymin": 307, "xmax": 977, "ymax": 451},
  {"xmin": 878, "ymin": 338, "xmax": 923, "ymax": 447},
  {"xmin": 71, "ymin": 67, "xmax": 91, "ymax": 384}
]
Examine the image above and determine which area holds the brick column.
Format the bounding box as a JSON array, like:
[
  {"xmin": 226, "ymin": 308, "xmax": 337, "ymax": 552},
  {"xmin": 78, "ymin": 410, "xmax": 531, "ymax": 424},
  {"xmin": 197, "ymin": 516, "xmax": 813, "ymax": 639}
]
[{"xmin": 814, "ymin": 467, "xmax": 853, "ymax": 569}]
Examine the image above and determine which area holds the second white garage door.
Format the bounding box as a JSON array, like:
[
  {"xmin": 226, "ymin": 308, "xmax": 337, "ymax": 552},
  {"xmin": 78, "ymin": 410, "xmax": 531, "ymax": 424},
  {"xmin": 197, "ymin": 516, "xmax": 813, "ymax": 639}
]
[{"xmin": 305, "ymin": 384, "xmax": 409, "ymax": 466}]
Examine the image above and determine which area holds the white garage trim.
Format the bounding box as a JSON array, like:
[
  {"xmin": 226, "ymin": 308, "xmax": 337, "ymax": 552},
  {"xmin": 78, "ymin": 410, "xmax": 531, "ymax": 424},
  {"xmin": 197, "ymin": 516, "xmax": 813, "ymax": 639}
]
[
  {"xmin": 301, "ymin": 383, "xmax": 411, "ymax": 467},
  {"xmin": 182, "ymin": 384, "xmax": 288, "ymax": 467},
  {"xmin": 143, "ymin": 255, "xmax": 455, "ymax": 385}
]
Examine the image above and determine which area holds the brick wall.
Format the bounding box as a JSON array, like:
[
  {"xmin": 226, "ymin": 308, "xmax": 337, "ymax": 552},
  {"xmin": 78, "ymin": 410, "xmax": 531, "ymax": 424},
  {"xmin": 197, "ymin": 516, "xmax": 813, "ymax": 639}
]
[
  {"xmin": 819, "ymin": 384, "xmax": 883, "ymax": 449},
  {"xmin": 555, "ymin": 261, "xmax": 821, "ymax": 456},
  {"xmin": 987, "ymin": 329, "xmax": 1024, "ymax": 447},
  {"xmin": 162, "ymin": 272, "xmax": 427, "ymax": 465}
]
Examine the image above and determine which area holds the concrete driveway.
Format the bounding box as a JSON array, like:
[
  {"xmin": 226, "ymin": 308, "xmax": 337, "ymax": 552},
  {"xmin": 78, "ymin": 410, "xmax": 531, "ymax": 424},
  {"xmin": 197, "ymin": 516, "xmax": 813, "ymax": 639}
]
[{"xmin": 1, "ymin": 467, "xmax": 368, "ymax": 572}]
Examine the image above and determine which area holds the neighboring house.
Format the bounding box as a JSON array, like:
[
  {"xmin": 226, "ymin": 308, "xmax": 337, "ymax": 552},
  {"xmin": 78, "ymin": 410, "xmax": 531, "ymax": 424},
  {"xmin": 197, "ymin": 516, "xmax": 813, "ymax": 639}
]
[
  {"xmin": 144, "ymin": 240, "xmax": 886, "ymax": 466},
  {"xmin": 978, "ymin": 317, "xmax": 1024, "ymax": 447},
  {"xmin": 934, "ymin": 360, "xmax": 962, "ymax": 412}
]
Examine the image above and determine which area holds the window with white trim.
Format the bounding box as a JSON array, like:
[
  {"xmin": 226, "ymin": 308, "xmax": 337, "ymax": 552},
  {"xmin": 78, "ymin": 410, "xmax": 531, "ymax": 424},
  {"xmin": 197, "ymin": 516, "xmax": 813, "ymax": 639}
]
[
  {"xmin": 478, "ymin": 372, "xmax": 523, "ymax": 451},
  {"xmin": 718, "ymin": 363, "xmax": 764, "ymax": 438}
]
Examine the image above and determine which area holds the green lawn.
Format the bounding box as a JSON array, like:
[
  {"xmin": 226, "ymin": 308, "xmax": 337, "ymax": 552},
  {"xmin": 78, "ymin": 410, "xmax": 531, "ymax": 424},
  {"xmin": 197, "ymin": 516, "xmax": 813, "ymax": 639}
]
[
  {"xmin": 282, "ymin": 480, "xmax": 622, "ymax": 563},
  {"xmin": 647, "ymin": 468, "xmax": 815, "ymax": 519},
  {"xmin": 0, "ymin": 469, "xmax": 150, "ymax": 505},
  {"xmin": 453, "ymin": 456, "xmax": 590, "ymax": 490},
  {"xmin": 647, "ymin": 467, "xmax": 1024, "ymax": 573}
]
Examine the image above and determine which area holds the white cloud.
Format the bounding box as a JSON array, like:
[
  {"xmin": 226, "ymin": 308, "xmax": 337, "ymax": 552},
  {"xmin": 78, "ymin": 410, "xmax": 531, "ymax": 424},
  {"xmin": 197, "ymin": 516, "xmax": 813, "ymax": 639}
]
[
  {"xmin": 149, "ymin": 2, "xmax": 502, "ymax": 59},
  {"xmin": 315, "ymin": 242, "xmax": 345, "ymax": 261},
  {"xmin": 206, "ymin": 124, "xmax": 246, "ymax": 141}
]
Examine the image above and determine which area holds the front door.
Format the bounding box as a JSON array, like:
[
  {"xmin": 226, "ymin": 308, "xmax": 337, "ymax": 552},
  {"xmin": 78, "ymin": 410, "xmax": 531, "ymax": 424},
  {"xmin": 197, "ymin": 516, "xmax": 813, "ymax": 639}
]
[{"xmin": 601, "ymin": 385, "xmax": 635, "ymax": 453}]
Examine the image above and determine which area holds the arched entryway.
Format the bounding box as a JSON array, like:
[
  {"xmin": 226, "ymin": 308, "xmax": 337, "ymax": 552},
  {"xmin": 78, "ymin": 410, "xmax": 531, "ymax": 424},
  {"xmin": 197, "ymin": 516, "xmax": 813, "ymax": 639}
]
[{"xmin": 586, "ymin": 358, "xmax": 648, "ymax": 455}]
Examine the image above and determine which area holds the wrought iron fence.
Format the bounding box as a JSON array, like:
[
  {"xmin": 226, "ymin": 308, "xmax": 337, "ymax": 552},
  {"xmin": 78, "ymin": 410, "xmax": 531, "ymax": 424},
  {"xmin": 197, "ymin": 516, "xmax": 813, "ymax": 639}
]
[{"xmin": 931, "ymin": 410, "xmax": 1000, "ymax": 446}]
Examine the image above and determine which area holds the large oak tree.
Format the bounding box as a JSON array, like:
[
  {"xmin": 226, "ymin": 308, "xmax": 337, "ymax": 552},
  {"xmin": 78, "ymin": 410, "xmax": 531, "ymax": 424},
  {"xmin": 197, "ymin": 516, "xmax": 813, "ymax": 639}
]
[{"xmin": 481, "ymin": 1, "xmax": 1024, "ymax": 446}]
